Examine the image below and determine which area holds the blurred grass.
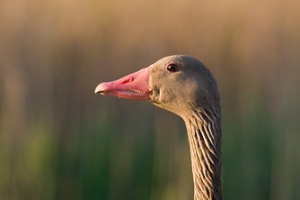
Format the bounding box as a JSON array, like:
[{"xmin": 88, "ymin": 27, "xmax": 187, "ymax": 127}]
[{"xmin": 0, "ymin": 0, "xmax": 300, "ymax": 199}]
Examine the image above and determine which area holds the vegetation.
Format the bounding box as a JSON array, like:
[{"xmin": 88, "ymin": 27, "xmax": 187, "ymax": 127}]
[{"xmin": 0, "ymin": 0, "xmax": 299, "ymax": 199}]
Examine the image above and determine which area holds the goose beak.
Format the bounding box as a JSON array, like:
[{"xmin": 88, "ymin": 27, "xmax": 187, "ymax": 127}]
[{"xmin": 95, "ymin": 67, "xmax": 151, "ymax": 100}]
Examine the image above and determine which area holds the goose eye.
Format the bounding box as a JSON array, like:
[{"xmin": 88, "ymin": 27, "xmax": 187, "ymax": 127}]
[{"xmin": 166, "ymin": 63, "xmax": 178, "ymax": 72}]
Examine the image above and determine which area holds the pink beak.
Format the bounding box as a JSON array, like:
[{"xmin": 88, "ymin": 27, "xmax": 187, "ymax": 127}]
[{"xmin": 95, "ymin": 67, "xmax": 151, "ymax": 100}]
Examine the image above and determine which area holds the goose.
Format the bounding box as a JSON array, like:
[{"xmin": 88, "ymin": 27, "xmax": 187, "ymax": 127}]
[{"xmin": 95, "ymin": 55, "xmax": 222, "ymax": 200}]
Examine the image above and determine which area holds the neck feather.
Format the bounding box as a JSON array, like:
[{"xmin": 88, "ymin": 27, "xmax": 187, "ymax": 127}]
[{"xmin": 183, "ymin": 108, "xmax": 222, "ymax": 200}]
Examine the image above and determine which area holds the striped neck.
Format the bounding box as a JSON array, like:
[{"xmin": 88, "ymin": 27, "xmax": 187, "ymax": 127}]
[{"xmin": 183, "ymin": 108, "xmax": 223, "ymax": 200}]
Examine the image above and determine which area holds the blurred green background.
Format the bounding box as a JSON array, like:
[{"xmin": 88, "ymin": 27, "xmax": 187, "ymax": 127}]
[{"xmin": 1, "ymin": 0, "xmax": 299, "ymax": 199}]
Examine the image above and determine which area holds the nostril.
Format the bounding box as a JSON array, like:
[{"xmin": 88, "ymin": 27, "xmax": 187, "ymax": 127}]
[{"xmin": 121, "ymin": 78, "xmax": 133, "ymax": 84}]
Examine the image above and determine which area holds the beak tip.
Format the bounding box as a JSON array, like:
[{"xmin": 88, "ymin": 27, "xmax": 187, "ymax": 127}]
[{"xmin": 94, "ymin": 83, "xmax": 104, "ymax": 94}]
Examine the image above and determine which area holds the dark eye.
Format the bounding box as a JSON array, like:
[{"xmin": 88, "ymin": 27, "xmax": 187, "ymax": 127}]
[{"xmin": 166, "ymin": 63, "xmax": 178, "ymax": 72}]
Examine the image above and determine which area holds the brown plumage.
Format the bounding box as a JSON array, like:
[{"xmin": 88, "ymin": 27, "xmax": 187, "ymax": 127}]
[{"xmin": 95, "ymin": 55, "xmax": 223, "ymax": 200}]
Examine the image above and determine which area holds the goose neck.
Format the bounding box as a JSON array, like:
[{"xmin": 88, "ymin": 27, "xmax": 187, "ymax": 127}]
[{"xmin": 183, "ymin": 109, "xmax": 223, "ymax": 200}]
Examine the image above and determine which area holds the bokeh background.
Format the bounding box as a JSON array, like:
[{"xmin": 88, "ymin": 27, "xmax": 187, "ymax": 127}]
[{"xmin": 1, "ymin": 0, "xmax": 300, "ymax": 199}]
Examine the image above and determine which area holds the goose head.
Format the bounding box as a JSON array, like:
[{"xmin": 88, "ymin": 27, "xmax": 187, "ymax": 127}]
[{"xmin": 95, "ymin": 55, "xmax": 220, "ymax": 118}]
